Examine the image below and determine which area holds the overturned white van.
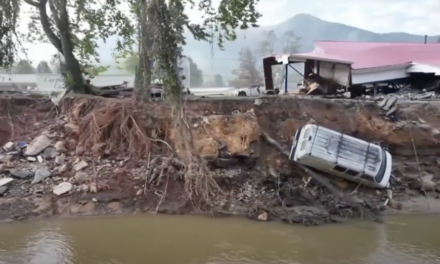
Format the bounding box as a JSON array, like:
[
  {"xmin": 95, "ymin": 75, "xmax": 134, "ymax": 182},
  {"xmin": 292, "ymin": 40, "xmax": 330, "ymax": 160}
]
[{"xmin": 289, "ymin": 124, "xmax": 392, "ymax": 188}]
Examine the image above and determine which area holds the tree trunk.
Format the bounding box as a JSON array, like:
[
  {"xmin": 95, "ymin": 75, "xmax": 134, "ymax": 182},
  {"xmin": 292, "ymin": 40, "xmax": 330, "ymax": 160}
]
[
  {"xmin": 60, "ymin": 34, "xmax": 85, "ymax": 93},
  {"xmin": 135, "ymin": 0, "xmax": 152, "ymax": 101},
  {"xmin": 23, "ymin": 0, "xmax": 85, "ymax": 92},
  {"xmin": 135, "ymin": 53, "xmax": 152, "ymax": 101},
  {"xmin": 51, "ymin": 0, "xmax": 85, "ymax": 93},
  {"xmin": 38, "ymin": 0, "xmax": 63, "ymax": 53}
]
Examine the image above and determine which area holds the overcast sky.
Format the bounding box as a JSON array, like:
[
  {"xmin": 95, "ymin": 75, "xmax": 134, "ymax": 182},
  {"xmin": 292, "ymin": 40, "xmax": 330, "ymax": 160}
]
[
  {"xmin": 23, "ymin": 0, "xmax": 440, "ymax": 63},
  {"xmin": 253, "ymin": 0, "xmax": 440, "ymax": 35}
]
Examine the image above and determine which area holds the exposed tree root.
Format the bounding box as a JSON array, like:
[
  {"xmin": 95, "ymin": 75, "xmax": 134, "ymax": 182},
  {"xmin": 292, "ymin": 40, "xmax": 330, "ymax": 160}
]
[
  {"xmin": 171, "ymin": 108, "xmax": 222, "ymax": 206},
  {"xmin": 70, "ymin": 98, "xmax": 152, "ymax": 158}
]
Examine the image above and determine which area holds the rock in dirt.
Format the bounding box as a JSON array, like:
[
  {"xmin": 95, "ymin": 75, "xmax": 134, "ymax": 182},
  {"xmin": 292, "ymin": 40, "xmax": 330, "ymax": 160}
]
[
  {"xmin": 43, "ymin": 147, "xmax": 59, "ymax": 159},
  {"xmin": 333, "ymin": 179, "xmax": 349, "ymax": 190},
  {"xmin": 57, "ymin": 164, "xmax": 69, "ymax": 173},
  {"xmin": 408, "ymin": 175, "xmax": 437, "ymax": 191},
  {"xmin": 42, "ymin": 130, "xmax": 57, "ymax": 138},
  {"xmin": 90, "ymin": 182, "xmax": 97, "ymax": 193},
  {"xmin": 54, "ymin": 141, "xmax": 67, "ymax": 153},
  {"xmin": 0, "ymin": 186, "xmax": 8, "ymax": 196},
  {"xmin": 53, "ymin": 182, "xmax": 73, "ymax": 196},
  {"xmin": 0, "ymin": 177, "xmax": 14, "ymax": 187},
  {"xmin": 408, "ymin": 178, "xmax": 422, "ymax": 190},
  {"xmin": 65, "ymin": 123, "xmax": 80, "ymax": 135},
  {"xmin": 31, "ymin": 167, "xmax": 51, "ymax": 184},
  {"xmin": 55, "ymin": 153, "xmax": 66, "ymax": 165},
  {"xmin": 215, "ymin": 157, "xmax": 238, "ymax": 168},
  {"xmin": 74, "ymin": 172, "xmax": 90, "ymax": 184},
  {"xmin": 67, "ymin": 139, "xmax": 77, "ymax": 149},
  {"xmin": 258, "ymin": 212, "xmax": 268, "ymax": 221},
  {"xmin": 417, "ymin": 124, "xmax": 432, "ymax": 130},
  {"xmin": 25, "ymin": 135, "xmax": 51, "ymax": 156},
  {"xmin": 73, "ymin": 160, "xmax": 88, "ymax": 171},
  {"xmin": 0, "ymin": 154, "xmax": 14, "ymax": 163},
  {"xmin": 422, "ymin": 174, "xmax": 437, "ymax": 191},
  {"xmin": 388, "ymin": 199, "xmax": 403, "ymax": 210},
  {"xmin": 75, "ymin": 146, "xmax": 85, "ymax": 156},
  {"xmin": 395, "ymin": 121, "xmax": 407, "ymax": 129},
  {"xmin": 2, "ymin": 142, "xmax": 14, "ymax": 151},
  {"xmin": 10, "ymin": 169, "xmax": 33, "ymax": 179}
]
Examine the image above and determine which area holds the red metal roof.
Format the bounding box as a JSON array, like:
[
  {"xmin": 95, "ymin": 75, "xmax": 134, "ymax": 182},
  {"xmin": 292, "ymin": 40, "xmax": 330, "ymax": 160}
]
[
  {"xmin": 307, "ymin": 41, "xmax": 440, "ymax": 70},
  {"xmin": 290, "ymin": 52, "xmax": 353, "ymax": 64}
]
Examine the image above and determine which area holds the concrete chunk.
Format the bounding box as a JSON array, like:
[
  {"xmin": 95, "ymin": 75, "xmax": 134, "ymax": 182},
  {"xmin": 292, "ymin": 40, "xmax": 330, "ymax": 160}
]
[
  {"xmin": 0, "ymin": 177, "xmax": 14, "ymax": 187},
  {"xmin": 25, "ymin": 135, "xmax": 51, "ymax": 156},
  {"xmin": 73, "ymin": 160, "xmax": 88, "ymax": 171},
  {"xmin": 53, "ymin": 182, "xmax": 73, "ymax": 196}
]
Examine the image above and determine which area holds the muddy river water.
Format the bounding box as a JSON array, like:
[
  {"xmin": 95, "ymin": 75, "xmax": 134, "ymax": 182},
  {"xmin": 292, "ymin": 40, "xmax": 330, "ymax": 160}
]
[{"xmin": 0, "ymin": 214, "xmax": 438, "ymax": 264}]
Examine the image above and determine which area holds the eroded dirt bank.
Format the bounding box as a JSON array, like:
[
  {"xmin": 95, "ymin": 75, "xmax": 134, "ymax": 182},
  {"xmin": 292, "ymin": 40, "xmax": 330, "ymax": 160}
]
[{"xmin": 0, "ymin": 95, "xmax": 439, "ymax": 225}]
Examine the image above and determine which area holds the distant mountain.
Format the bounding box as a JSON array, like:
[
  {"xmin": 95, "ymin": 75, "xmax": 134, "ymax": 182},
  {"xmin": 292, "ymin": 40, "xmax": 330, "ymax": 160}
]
[
  {"xmin": 270, "ymin": 14, "xmax": 437, "ymax": 50},
  {"xmin": 99, "ymin": 14, "xmax": 439, "ymax": 81}
]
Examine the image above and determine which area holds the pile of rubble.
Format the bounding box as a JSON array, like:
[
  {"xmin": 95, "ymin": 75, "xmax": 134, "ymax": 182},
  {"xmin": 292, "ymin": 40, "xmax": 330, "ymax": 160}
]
[
  {"xmin": 370, "ymin": 85, "xmax": 439, "ymax": 101},
  {"xmin": 0, "ymin": 135, "xmax": 76, "ymax": 196},
  {"xmin": 0, "ymin": 128, "xmax": 124, "ymax": 199}
]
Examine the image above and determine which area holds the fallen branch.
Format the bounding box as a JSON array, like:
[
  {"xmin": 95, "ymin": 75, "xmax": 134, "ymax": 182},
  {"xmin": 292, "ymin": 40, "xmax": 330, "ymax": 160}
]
[{"xmin": 261, "ymin": 131, "xmax": 384, "ymax": 223}]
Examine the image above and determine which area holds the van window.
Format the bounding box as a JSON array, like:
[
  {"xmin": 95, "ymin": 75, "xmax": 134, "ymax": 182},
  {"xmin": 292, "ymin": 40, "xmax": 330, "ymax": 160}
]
[
  {"xmin": 294, "ymin": 128, "xmax": 301, "ymax": 141},
  {"xmin": 333, "ymin": 165, "xmax": 346, "ymax": 172},
  {"xmin": 303, "ymin": 128, "xmax": 311, "ymax": 140},
  {"xmin": 374, "ymin": 149, "xmax": 387, "ymax": 183},
  {"xmin": 300, "ymin": 141, "xmax": 307, "ymax": 151},
  {"xmin": 360, "ymin": 174, "xmax": 373, "ymax": 181},
  {"xmin": 346, "ymin": 169, "xmax": 359, "ymax": 176}
]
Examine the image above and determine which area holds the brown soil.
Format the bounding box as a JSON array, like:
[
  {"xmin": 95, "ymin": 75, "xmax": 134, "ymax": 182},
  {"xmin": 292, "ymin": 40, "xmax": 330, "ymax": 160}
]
[{"xmin": 0, "ymin": 94, "xmax": 439, "ymax": 225}]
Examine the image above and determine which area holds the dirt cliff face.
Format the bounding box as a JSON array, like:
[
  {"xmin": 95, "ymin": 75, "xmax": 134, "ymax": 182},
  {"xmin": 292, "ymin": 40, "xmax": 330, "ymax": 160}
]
[
  {"xmin": 185, "ymin": 96, "xmax": 440, "ymax": 155},
  {"xmin": 0, "ymin": 95, "xmax": 438, "ymax": 225}
]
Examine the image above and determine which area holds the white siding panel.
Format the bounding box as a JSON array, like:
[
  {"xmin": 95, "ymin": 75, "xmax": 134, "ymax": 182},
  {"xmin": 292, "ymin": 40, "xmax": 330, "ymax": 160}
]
[
  {"xmin": 407, "ymin": 63, "xmax": 440, "ymax": 75},
  {"xmin": 318, "ymin": 62, "xmax": 350, "ymax": 86},
  {"xmin": 352, "ymin": 68, "xmax": 408, "ymax": 84}
]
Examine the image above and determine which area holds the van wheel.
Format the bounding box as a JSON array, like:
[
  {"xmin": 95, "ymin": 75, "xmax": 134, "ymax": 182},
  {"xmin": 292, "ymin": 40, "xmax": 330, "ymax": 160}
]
[{"xmin": 238, "ymin": 91, "xmax": 247, "ymax": 96}]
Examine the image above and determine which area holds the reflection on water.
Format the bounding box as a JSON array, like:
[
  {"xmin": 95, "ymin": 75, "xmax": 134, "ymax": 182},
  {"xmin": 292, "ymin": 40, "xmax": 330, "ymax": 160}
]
[
  {"xmin": 0, "ymin": 214, "xmax": 438, "ymax": 264},
  {"xmin": 0, "ymin": 224, "xmax": 74, "ymax": 264}
]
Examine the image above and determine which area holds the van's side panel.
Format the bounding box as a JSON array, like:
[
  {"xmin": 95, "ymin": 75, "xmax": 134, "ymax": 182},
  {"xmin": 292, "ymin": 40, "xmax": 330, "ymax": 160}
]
[{"xmin": 298, "ymin": 153, "xmax": 334, "ymax": 172}]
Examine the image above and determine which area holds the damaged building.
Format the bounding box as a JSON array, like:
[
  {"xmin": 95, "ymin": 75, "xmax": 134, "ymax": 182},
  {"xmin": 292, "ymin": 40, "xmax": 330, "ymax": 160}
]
[{"xmin": 263, "ymin": 41, "xmax": 440, "ymax": 96}]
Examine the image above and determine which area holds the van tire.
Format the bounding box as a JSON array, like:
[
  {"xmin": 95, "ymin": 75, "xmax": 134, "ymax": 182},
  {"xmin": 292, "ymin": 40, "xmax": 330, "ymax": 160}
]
[{"xmin": 238, "ymin": 91, "xmax": 247, "ymax": 96}]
